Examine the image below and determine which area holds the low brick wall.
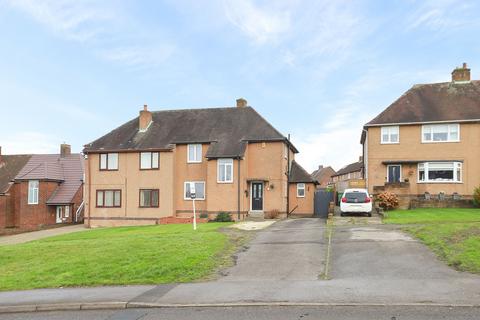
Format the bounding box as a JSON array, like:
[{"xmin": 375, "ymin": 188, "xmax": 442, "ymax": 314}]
[{"xmin": 410, "ymin": 198, "xmax": 475, "ymax": 209}]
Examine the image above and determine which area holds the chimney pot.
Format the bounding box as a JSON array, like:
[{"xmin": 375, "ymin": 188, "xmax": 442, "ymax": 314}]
[
  {"xmin": 236, "ymin": 98, "xmax": 248, "ymax": 108},
  {"xmin": 318, "ymin": 165, "xmax": 324, "ymax": 170},
  {"xmin": 60, "ymin": 143, "xmax": 71, "ymax": 158},
  {"xmin": 452, "ymin": 62, "xmax": 471, "ymax": 83},
  {"xmin": 139, "ymin": 104, "xmax": 153, "ymax": 132}
]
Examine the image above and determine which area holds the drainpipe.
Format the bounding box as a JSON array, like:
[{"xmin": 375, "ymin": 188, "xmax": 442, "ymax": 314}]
[
  {"xmin": 286, "ymin": 134, "xmax": 291, "ymax": 217},
  {"xmin": 237, "ymin": 157, "xmax": 241, "ymax": 221}
]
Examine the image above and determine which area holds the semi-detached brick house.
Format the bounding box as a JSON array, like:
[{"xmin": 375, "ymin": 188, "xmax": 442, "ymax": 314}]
[
  {"xmin": 83, "ymin": 99, "xmax": 318, "ymax": 227},
  {"xmin": 361, "ymin": 63, "xmax": 480, "ymax": 204},
  {"xmin": 0, "ymin": 144, "xmax": 84, "ymax": 231}
]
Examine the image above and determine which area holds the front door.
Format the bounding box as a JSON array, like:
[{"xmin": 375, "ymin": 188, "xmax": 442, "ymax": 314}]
[
  {"xmin": 387, "ymin": 165, "xmax": 401, "ymax": 183},
  {"xmin": 251, "ymin": 182, "xmax": 264, "ymax": 211},
  {"xmin": 56, "ymin": 206, "xmax": 63, "ymax": 223}
]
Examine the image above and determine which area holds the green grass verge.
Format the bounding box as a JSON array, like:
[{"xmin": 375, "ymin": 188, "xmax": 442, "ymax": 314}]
[
  {"xmin": 406, "ymin": 222, "xmax": 480, "ymax": 274},
  {"xmin": 384, "ymin": 208, "xmax": 480, "ymax": 224},
  {"xmin": 0, "ymin": 223, "xmax": 236, "ymax": 291}
]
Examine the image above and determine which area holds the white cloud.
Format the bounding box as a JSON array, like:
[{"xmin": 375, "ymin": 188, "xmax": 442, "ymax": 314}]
[
  {"xmin": 1, "ymin": 132, "xmax": 59, "ymax": 154},
  {"xmin": 223, "ymin": 0, "xmax": 290, "ymax": 44},
  {"xmin": 407, "ymin": 0, "xmax": 477, "ymax": 31},
  {"xmin": 6, "ymin": 0, "xmax": 114, "ymax": 41},
  {"xmin": 99, "ymin": 45, "xmax": 176, "ymax": 70}
]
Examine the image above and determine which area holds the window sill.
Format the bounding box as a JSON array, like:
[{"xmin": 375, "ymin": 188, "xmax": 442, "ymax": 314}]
[
  {"xmin": 217, "ymin": 181, "xmax": 233, "ymax": 184},
  {"xmin": 187, "ymin": 161, "xmax": 202, "ymax": 164},
  {"xmin": 380, "ymin": 142, "xmax": 400, "ymax": 145},
  {"xmin": 421, "ymin": 141, "xmax": 460, "ymax": 144},
  {"xmin": 139, "ymin": 168, "xmax": 160, "ymax": 171},
  {"xmin": 183, "ymin": 198, "xmax": 205, "ymax": 201},
  {"xmin": 417, "ymin": 181, "xmax": 463, "ymax": 184}
]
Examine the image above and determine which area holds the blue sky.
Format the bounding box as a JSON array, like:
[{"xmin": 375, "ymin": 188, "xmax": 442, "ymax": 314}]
[{"xmin": 1, "ymin": 0, "xmax": 480, "ymax": 172}]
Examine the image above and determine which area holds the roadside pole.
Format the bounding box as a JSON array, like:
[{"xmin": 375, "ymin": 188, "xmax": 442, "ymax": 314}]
[{"xmin": 189, "ymin": 183, "xmax": 197, "ymax": 230}]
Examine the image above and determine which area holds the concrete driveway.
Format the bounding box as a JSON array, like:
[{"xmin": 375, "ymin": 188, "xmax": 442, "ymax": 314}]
[{"xmin": 220, "ymin": 218, "xmax": 327, "ymax": 281}]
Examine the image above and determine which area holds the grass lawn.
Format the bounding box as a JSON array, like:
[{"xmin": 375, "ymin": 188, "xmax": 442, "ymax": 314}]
[
  {"xmin": 0, "ymin": 223, "xmax": 237, "ymax": 291},
  {"xmin": 384, "ymin": 208, "xmax": 480, "ymax": 224},
  {"xmin": 406, "ymin": 222, "xmax": 480, "ymax": 274}
]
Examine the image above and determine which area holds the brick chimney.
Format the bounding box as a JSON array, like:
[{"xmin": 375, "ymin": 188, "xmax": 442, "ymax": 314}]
[
  {"xmin": 139, "ymin": 104, "xmax": 152, "ymax": 132},
  {"xmin": 60, "ymin": 143, "xmax": 71, "ymax": 158},
  {"xmin": 236, "ymin": 98, "xmax": 248, "ymax": 108},
  {"xmin": 451, "ymin": 63, "xmax": 471, "ymax": 83}
]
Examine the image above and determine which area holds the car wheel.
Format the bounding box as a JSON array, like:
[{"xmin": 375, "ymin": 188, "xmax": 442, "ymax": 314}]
[
  {"xmin": 340, "ymin": 212, "xmax": 346, "ymax": 217},
  {"xmin": 367, "ymin": 212, "xmax": 372, "ymax": 217}
]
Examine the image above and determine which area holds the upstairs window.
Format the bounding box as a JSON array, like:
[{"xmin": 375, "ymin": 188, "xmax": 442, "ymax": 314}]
[
  {"xmin": 28, "ymin": 180, "xmax": 39, "ymax": 204},
  {"xmin": 381, "ymin": 126, "xmax": 399, "ymax": 144},
  {"xmin": 297, "ymin": 183, "xmax": 305, "ymax": 197},
  {"xmin": 422, "ymin": 124, "xmax": 459, "ymax": 143},
  {"xmin": 187, "ymin": 144, "xmax": 202, "ymax": 163},
  {"xmin": 218, "ymin": 159, "xmax": 233, "ymax": 183},
  {"xmin": 100, "ymin": 153, "xmax": 118, "ymax": 170},
  {"xmin": 140, "ymin": 152, "xmax": 159, "ymax": 169},
  {"xmin": 418, "ymin": 162, "xmax": 462, "ymax": 183}
]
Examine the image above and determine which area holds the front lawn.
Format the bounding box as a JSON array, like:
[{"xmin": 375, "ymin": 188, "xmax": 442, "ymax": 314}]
[
  {"xmin": 0, "ymin": 223, "xmax": 234, "ymax": 291},
  {"xmin": 384, "ymin": 208, "xmax": 480, "ymax": 224},
  {"xmin": 406, "ymin": 222, "xmax": 480, "ymax": 274}
]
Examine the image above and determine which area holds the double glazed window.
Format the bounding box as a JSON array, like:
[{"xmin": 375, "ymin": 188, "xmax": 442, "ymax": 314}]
[
  {"xmin": 418, "ymin": 162, "xmax": 462, "ymax": 183},
  {"xmin": 28, "ymin": 180, "xmax": 39, "ymax": 204},
  {"xmin": 184, "ymin": 181, "xmax": 205, "ymax": 200},
  {"xmin": 187, "ymin": 144, "xmax": 202, "ymax": 163},
  {"xmin": 96, "ymin": 190, "xmax": 121, "ymax": 207},
  {"xmin": 139, "ymin": 189, "xmax": 159, "ymax": 207},
  {"xmin": 422, "ymin": 124, "xmax": 459, "ymax": 142},
  {"xmin": 381, "ymin": 126, "xmax": 399, "ymax": 144},
  {"xmin": 140, "ymin": 152, "xmax": 159, "ymax": 169},
  {"xmin": 297, "ymin": 183, "xmax": 305, "ymax": 197},
  {"xmin": 217, "ymin": 159, "xmax": 233, "ymax": 183},
  {"xmin": 100, "ymin": 153, "xmax": 118, "ymax": 170}
]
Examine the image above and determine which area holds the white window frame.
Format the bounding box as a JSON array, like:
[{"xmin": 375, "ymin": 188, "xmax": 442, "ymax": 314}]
[
  {"xmin": 422, "ymin": 124, "xmax": 460, "ymax": 143},
  {"xmin": 297, "ymin": 183, "xmax": 306, "ymax": 198},
  {"xmin": 217, "ymin": 158, "xmax": 234, "ymax": 183},
  {"xmin": 28, "ymin": 180, "xmax": 39, "ymax": 204},
  {"xmin": 284, "ymin": 143, "xmax": 288, "ymax": 159},
  {"xmin": 187, "ymin": 144, "xmax": 202, "ymax": 163},
  {"xmin": 140, "ymin": 152, "xmax": 159, "ymax": 169},
  {"xmin": 386, "ymin": 164, "xmax": 402, "ymax": 183},
  {"xmin": 100, "ymin": 153, "xmax": 118, "ymax": 170},
  {"xmin": 184, "ymin": 181, "xmax": 206, "ymax": 200},
  {"xmin": 417, "ymin": 162, "xmax": 462, "ymax": 183},
  {"xmin": 64, "ymin": 205, "xmax": 70, "ymax": 217},
  {"xmin": 381, "ymin": 126, "xmax": 400, "ymax": 144}
]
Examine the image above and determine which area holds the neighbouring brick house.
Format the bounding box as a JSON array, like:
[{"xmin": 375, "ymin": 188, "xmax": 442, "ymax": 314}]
[
  {"xmin": 311, "ymin": 165, "xmax": 336, "ymax": 189},
  {"xmin": 332, "ymin": 159, "xmax": 364, "ymax": 183},
  {"xmin": 0, "ymin": 144, "xmax": 84, "ymax": 231},
  {"xmin": 83, "ymin": 99, "xmax": 317, "ymax": 227},
  {"xmin": 361, "ymin": 63, "xmax": 480, "ymax": 207}
]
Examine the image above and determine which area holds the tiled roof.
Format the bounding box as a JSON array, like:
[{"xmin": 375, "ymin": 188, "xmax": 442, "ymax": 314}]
[
  {"xmin": 289, "ymin": 161, "xmax": 318, "ymax": 184},
  {"xmin": 0, "ymin": 155, "xmax": 32, "ymax": 194},
  {"xmin": 366, "ymin": 80, "xmax": 480, "ymax": 126},
  {"xmin": 332, "ymin": 161, "xmax": 363, "ymax": 177},
  {"xmin": 311, "ymin": 166, "xmax": 336, "ymax": 185},
  {"xmin": 83, "ymin": 106, "xmax": 298, "ymax": 157},
  {"xmin": 15, "ymin": 154, "xmax": 84, "ymax": 205}
]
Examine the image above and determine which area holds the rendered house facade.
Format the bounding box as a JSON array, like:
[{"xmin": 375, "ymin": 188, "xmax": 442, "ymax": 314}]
[{"xmin": 83, "ymin": 99, "xmax": 317, "ymax": 227}]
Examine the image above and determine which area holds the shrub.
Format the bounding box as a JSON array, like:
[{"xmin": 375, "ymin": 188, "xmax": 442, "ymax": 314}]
[
  {"xmin": 376, "ymin": 191, "xmax": 399, "ymax": 211},
  {"xmin": 265, "ymin": 209, "xmax": 280, "ymax": 219},
  {"xmin": 199, "ymin": 213, "xmax": 209, "ymax": 219},
  {"xmin": 213, "ymin": 212, "xmax": 233, "ymax": 222},
  {"xmin": 473, "ymin": 186, "xmax": 480, "ymax": 207}
]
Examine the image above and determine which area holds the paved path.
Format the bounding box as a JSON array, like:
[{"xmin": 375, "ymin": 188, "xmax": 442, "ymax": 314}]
[{"xmin": 0, "ymin": 225, "xmax": 87, "ymax": 246}]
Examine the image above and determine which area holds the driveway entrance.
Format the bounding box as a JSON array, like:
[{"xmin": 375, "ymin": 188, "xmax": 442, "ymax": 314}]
[{"xmin": 220, "ymin": 218, "xmax": 327, "ymax": 281}]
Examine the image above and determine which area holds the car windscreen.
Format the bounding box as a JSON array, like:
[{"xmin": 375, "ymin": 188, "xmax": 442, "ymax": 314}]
[{"xmin": 344, "ymin": 192, "xmax": 368, "ymax": 203}]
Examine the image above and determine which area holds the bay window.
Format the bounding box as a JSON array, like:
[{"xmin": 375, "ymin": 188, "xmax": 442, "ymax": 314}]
[
  {"xmin": 422, "ymin": 124, "xmax": 459, "ymax": 142},
  {"xmin": 418, "ymin": 162, "xmax": 462, "ymax": 183}
]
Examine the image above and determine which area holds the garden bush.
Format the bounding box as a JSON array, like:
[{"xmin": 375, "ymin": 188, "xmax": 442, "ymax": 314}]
[
  {"xmin": 213, "ymin": 212, "xmax": 233, "ymax": 222},
  {"xmin": 376, "ymin": 191, "xmax": 399, "ymax": 210},
  {"xmin": 265, "ymin": 209, "xmax": 280, "ymax": 219},
  {"xmin": 473, "ymin": 186, "xmax": 480, "ymax": 207}
]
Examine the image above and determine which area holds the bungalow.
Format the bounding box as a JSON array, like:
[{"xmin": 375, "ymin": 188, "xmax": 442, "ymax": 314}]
[
  {"xmin": 361, "ymin": 63, "xmax": 480, "ymax": 205},
  {"xmin": 0, "ymin": 144, "xmax": 84, "ymax": 231},
  {"xmin": 82, "ymin": 99, "xmax": 317, "ymax": 227}
]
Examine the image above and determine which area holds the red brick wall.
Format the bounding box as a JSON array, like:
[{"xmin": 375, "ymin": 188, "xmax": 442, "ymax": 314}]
[
  {"xmin": 70, "ymin": 184, "xmax": 84, "ymax": 223},
  {"xmin": 0, "ymin": 195, "xmax": 5, "ymax": 228},
  {"xmin": 13, "ymin": 181, "xmax": 59, "ymax": 230}
]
